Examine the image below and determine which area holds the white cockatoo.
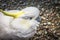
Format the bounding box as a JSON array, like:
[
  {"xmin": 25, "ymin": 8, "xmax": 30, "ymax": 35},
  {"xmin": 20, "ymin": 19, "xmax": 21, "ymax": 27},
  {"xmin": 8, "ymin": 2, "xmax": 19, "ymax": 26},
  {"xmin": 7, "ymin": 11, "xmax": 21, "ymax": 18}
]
[{"xmin": 0, "ymin": 7, "xmax": 40, "ymax": 38}]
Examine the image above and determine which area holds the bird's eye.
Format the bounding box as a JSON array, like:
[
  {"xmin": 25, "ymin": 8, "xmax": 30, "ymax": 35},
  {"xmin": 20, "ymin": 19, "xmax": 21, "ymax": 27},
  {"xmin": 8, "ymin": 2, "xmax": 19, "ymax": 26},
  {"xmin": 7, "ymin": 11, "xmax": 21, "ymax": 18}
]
[
  {"xmin": 22, "ymin": 17, "xmax": 29, "ymax": 19},
  {"xmin": 30, "ymin": 17, "xmax": 32, "ymax": 19},
  {"xmin": 22, "ymin": 16, "xmax": 33, "ymax": 20}
]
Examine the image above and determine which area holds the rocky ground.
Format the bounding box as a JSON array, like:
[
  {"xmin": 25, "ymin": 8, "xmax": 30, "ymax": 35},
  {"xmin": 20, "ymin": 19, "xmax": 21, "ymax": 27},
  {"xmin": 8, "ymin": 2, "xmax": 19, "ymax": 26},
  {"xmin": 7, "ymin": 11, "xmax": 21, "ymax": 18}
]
[{"xmin": 0, "ymin": 0, "xmax": 60, "ymax": 40}]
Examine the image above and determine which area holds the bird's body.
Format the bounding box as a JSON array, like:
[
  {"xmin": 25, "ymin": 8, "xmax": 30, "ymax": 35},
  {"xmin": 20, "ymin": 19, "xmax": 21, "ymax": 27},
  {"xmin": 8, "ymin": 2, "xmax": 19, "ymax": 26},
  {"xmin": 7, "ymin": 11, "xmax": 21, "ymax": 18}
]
[{"xmin": 0, "ymin": 7, "xmax": 40, "ymax": 39}]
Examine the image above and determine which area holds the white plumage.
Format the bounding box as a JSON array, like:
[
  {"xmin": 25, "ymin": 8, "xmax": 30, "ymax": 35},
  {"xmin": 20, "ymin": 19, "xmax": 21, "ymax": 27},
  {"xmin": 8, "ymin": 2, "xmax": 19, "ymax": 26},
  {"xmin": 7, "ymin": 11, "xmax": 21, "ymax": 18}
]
[{"xmin": 0, "ymin": 7, "xmax": 40, "ymax": 38}]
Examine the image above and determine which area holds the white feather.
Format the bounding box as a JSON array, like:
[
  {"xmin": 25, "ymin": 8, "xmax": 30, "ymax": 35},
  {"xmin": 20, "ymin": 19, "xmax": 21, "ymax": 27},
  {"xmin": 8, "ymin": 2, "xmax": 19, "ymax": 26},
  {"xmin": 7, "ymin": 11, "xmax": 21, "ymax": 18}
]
[{"xmin": 0, "ymin": 7, "xmax": 40, "ymax": 38}]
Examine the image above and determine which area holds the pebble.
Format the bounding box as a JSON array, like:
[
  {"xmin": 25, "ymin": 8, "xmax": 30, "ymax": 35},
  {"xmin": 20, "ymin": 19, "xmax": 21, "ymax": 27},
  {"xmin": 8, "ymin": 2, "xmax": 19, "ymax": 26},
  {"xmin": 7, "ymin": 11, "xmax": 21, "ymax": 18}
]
[{"xmin": 47, "ymin": 22, "xmax": 51, "ymax": 25}]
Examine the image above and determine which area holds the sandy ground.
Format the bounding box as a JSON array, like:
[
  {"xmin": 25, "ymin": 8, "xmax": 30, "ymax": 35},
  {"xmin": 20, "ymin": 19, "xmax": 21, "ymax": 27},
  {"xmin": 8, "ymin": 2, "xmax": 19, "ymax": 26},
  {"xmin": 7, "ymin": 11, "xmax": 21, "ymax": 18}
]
[{"xmin": 0, "ymin": 0, "xmax": 60, "ymax": 40}]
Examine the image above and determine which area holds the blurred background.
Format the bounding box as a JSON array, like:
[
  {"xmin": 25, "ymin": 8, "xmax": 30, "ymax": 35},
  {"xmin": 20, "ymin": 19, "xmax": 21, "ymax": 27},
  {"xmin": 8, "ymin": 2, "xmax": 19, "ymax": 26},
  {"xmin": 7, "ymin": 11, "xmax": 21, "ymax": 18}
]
[{"xmin": 0, "ymin": 0, "xmax": 60, "ymax": 40}]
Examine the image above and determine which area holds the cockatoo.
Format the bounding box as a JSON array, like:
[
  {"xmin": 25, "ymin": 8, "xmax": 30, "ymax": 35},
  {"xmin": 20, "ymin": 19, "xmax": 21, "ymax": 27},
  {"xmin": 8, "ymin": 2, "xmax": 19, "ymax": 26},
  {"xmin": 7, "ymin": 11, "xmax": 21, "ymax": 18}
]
[{"xmin": 0, "ymin": 7, "xmax": 40, "ymax": 38}]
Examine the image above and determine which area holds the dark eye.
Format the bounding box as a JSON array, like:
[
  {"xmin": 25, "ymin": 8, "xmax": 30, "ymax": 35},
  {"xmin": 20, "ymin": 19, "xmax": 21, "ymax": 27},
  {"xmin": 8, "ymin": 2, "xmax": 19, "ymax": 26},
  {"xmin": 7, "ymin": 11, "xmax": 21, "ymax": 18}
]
[
  {"xmin": 22, "ymin": 16, "xmax": 33, "ymax": 20},
  {"xmin": 30, "ymin": 17, "xmax": 32, "ymax": 19}
]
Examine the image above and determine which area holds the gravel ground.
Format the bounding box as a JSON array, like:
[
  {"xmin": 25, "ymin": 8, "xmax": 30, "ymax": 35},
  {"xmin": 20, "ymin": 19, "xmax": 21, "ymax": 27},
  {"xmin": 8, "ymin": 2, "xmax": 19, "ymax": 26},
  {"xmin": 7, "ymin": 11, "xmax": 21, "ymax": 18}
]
[{"xmin": 0, "ymin": 0, "xmax": 60, "ymax": 40}]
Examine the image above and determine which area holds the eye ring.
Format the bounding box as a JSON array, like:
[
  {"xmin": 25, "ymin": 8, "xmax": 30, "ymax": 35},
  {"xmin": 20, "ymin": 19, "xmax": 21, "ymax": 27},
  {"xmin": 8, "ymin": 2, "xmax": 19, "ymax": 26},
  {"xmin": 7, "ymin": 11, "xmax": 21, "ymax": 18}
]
[
  {"xmin": 21, "ymin": 16, "xmax": 33, "ymax": 20},
  {"xmin": 30, "ymin": 17, "xmax": 33, "ymax": 19}
]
